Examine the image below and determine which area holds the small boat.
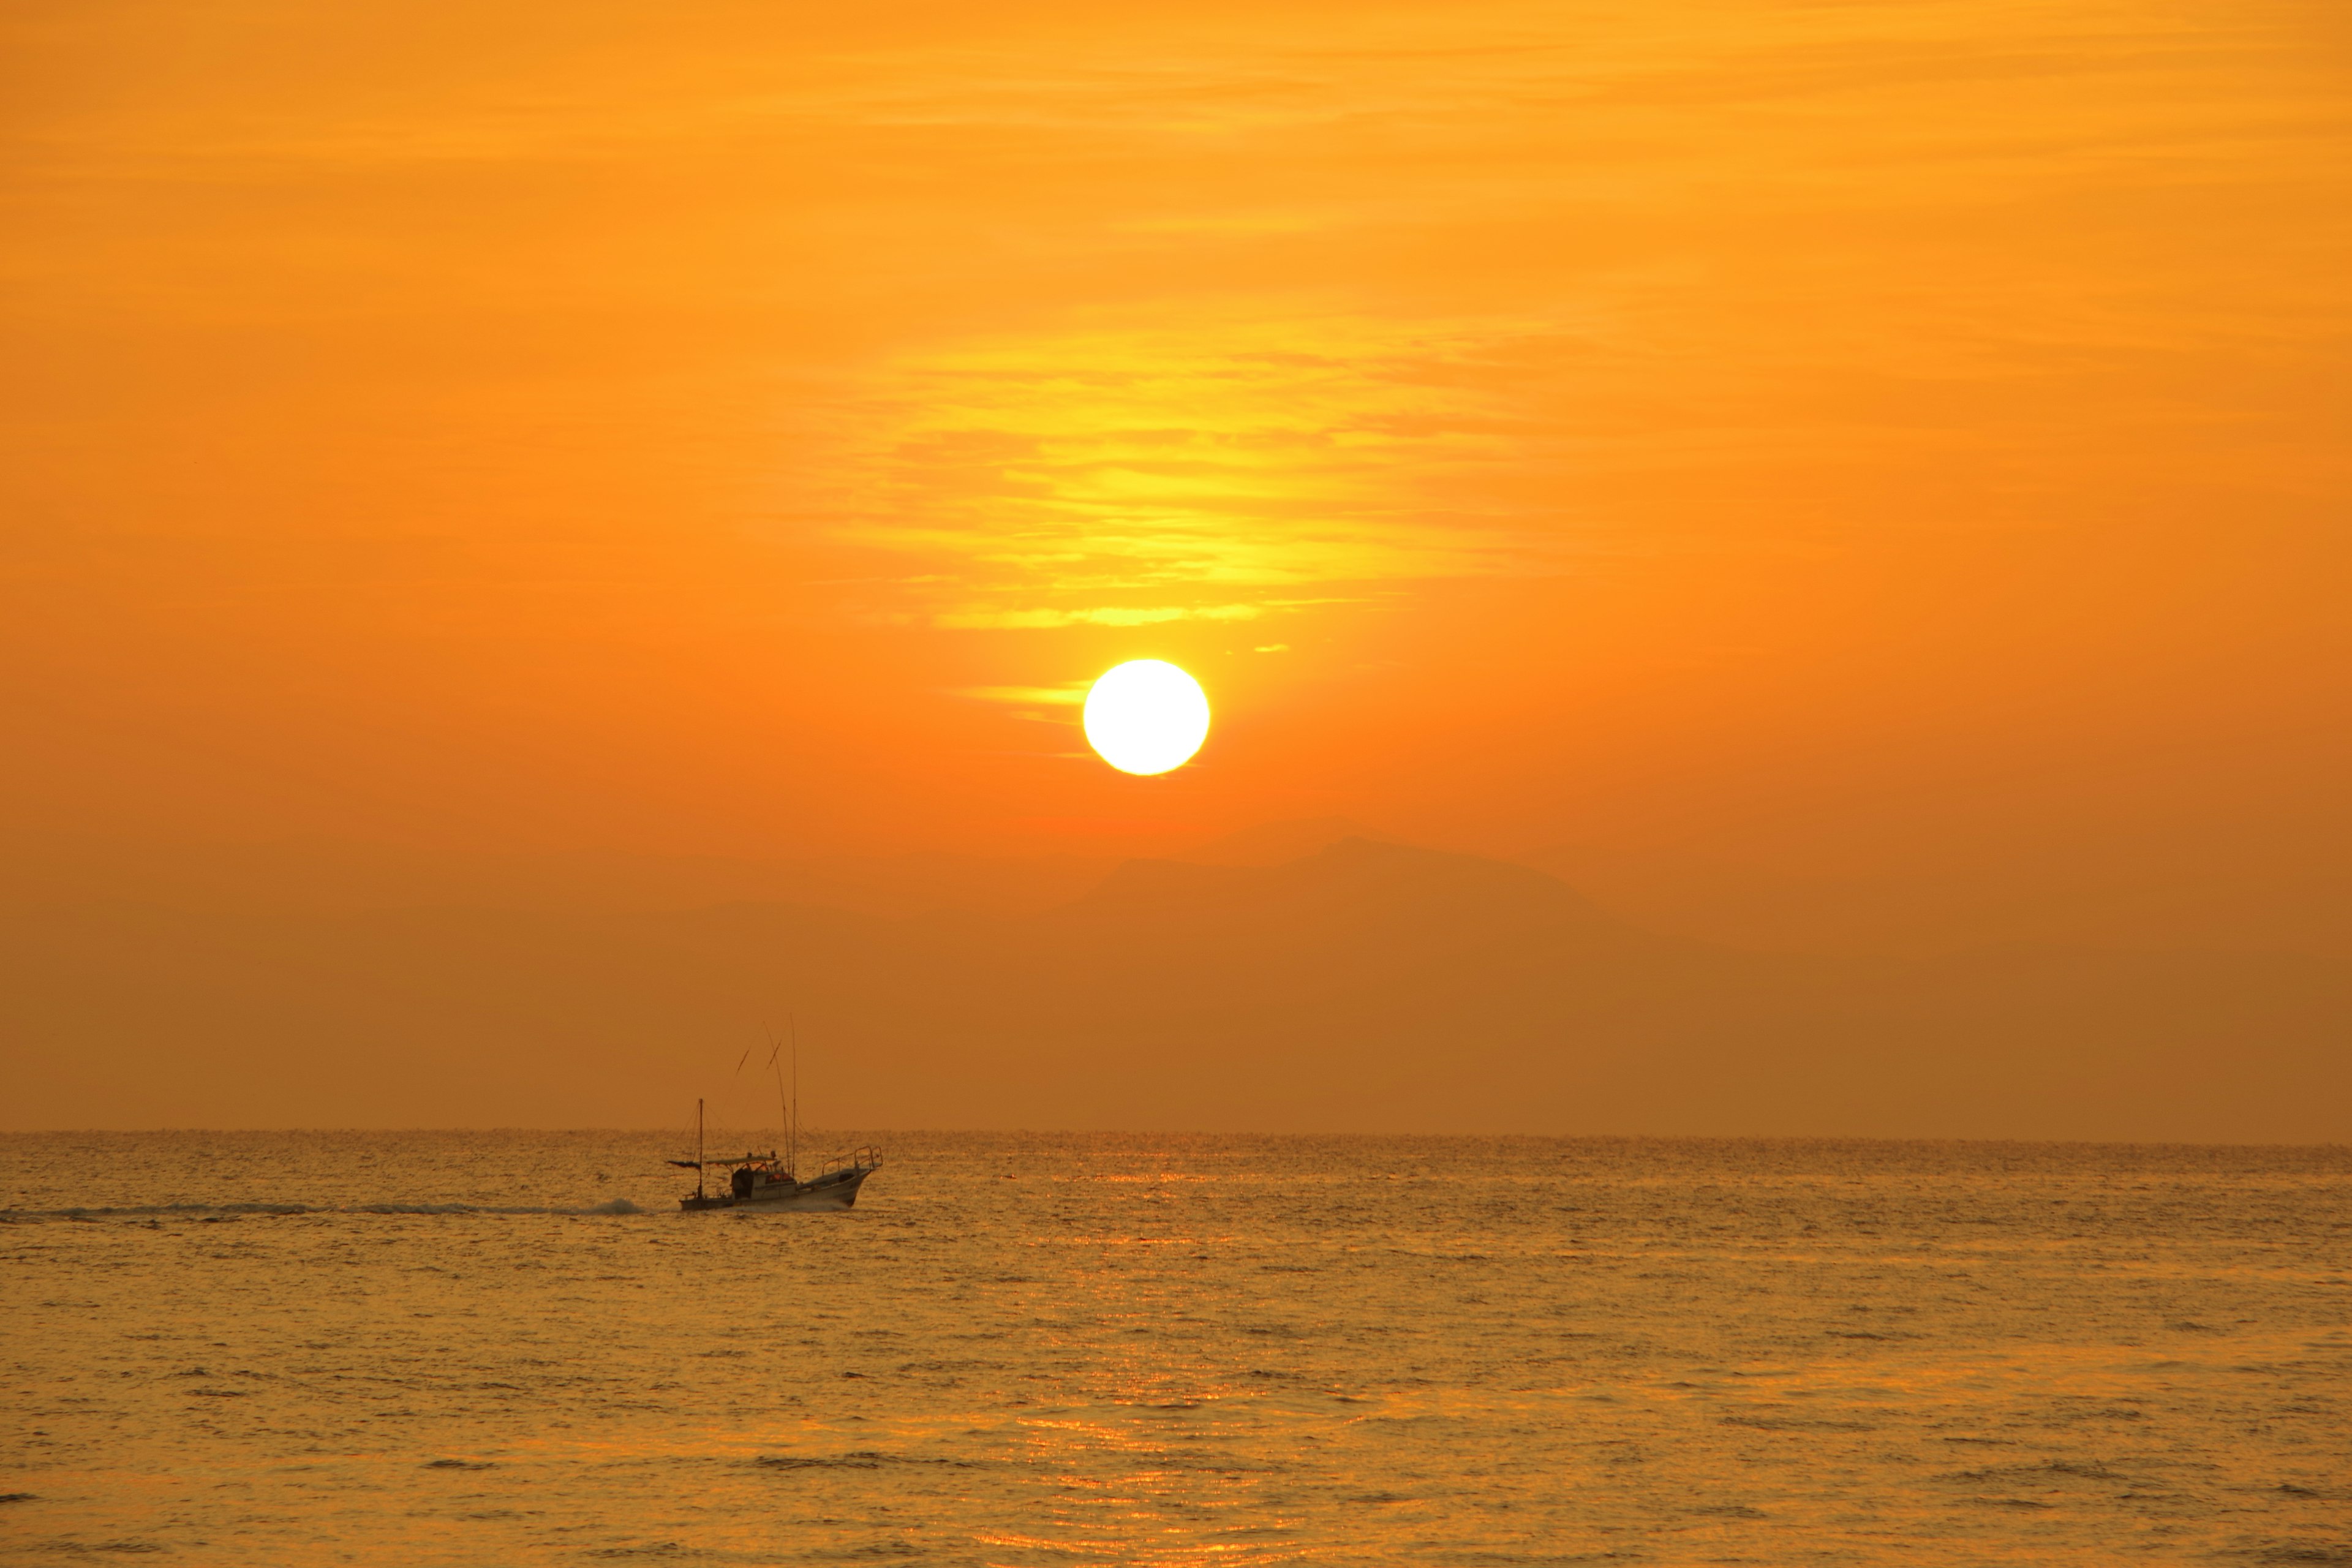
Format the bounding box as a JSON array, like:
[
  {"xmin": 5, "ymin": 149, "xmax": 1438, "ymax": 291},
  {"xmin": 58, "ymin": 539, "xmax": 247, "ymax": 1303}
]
[
  {"xmin": 666, "ymin": 1033, "xmax": 882, "ymax": 1211},
  {"xmin": 671, "ymin": 1112, "xmax": 883, "ymax": 1211}
]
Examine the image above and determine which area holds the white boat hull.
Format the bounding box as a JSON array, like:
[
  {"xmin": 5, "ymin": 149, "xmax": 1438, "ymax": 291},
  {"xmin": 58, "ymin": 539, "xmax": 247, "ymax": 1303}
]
[
  {"xmin": 680, "ymin": 1159, "xmax": 878, "ymax": 1212},
  {"xmin": 736, "ymin": 1166, "xmax": 872, "ymax": 1210}
]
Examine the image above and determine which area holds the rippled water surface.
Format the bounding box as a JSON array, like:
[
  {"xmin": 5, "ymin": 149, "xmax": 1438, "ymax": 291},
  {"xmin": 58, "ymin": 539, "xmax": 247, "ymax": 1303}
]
[{"xmin": 3, "ymin": 1134, "xmax": 2348, "ymax": 1565}]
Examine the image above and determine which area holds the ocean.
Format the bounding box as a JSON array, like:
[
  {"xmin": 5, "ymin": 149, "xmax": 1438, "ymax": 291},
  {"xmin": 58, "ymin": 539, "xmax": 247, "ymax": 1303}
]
[{"xmin": 3, "ymin": 1134, "xmax": 2346, "ymax": 1565}]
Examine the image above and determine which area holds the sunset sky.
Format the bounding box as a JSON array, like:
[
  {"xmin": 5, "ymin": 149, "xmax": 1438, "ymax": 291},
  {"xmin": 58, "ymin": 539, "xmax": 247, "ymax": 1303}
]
[{"xmin": 4, "ymin": 0, "xmax": 2347, "ymax": 973}]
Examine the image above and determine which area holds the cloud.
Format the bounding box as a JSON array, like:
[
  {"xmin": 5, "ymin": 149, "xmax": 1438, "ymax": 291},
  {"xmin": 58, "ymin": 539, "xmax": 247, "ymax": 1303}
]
[
  {"xmin": 934, "ymin": 601, "xmax": 1268, "ymax": 630},
  {"xmin": 952, "ymin": 684, "xmax": 1090, "ymax": 706},
  {"xmin": 812, "ymin": 311, "xmax": 1568, "ymax": 622}
]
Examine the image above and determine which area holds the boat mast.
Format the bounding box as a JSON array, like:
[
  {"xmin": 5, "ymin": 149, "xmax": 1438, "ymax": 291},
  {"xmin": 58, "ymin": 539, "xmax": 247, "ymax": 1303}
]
[
  {"xmin": 767, "ymin": 1030, "xmax": 790, "ymax": 1169},
  {"xmin": 696, "ymin": 1097, "xmax": 705, "ymax": 1201},
  {"xmin": 790, "ymin": 1017, "xmax": 799, "ymax": 1178}
]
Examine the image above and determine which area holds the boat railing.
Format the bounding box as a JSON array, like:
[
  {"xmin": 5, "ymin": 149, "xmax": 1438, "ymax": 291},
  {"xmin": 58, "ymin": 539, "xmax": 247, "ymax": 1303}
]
[{"xmin": 820, "ymin": 1145, "xmax": 884, "ymax": 1177}]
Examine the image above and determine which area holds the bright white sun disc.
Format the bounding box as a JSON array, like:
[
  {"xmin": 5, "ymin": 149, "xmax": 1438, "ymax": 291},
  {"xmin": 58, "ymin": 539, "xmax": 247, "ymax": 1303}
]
[{"xmin": 1083, "ymin": 660, "xmax": 1210, "ymax": 775}]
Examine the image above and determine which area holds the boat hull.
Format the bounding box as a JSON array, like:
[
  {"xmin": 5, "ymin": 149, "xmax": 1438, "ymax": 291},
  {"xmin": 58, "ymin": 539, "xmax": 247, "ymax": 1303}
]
[{"xmin": 679, "ymin": 1164, "xmax": 875, "ymax": 1213}]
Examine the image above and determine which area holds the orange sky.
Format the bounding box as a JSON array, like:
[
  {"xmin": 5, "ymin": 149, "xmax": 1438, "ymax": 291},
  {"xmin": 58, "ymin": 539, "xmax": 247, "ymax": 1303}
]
[{"xmin": 3, "ymin": 0, "xmax": 2347, "ymax": 955}]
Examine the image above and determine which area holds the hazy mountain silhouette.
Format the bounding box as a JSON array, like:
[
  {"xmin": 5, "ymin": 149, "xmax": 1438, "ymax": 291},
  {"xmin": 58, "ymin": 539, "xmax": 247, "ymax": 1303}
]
[
  {"xmin": 1174, "ymin": 817, "xmax": 1379, "ymax": 867},
  {"xmin": 1518, "ymin": 840, "xmax": 2352, "ymax": 960},
  {"xmin": 4, "ymin": 835, "xmax": 2343, "ymax": 1137}
]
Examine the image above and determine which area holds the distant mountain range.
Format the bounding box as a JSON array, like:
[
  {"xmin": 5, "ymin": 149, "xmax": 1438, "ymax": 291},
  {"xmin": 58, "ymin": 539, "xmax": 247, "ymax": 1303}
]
[{"xmin": 5, "ymin": 831, "xmax": 2343, "ymax": 1137}]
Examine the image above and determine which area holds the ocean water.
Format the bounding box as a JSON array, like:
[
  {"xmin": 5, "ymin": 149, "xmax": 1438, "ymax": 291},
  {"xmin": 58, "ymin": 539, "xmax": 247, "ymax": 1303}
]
[{"xmin": 2, "ymin": 1134, "xmax": 2347, "ymax": 1566}]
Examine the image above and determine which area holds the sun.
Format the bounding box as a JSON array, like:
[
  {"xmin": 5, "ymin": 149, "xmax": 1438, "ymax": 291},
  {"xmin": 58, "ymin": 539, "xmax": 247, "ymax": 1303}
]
[{"xmin": 1083, "ymin": 660, "xmax": 1210, "ymax": 775}]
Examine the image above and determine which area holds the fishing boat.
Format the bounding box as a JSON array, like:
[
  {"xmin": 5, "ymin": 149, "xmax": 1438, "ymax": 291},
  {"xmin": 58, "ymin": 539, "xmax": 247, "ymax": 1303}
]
[
  {"xmin": 671, "ymin": 1101, "xmax": 883, "ymax": 1212},
  {"xmin": 666, "ymin": 1030, "xmax": 882, "ymax": 1212}
]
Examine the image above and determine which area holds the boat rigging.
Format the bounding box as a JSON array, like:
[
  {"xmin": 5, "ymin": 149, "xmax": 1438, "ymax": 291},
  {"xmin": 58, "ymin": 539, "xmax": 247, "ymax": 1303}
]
[{"xmin": 666, "ymin": 1025, "xmax": 882, "ymax": 1211}]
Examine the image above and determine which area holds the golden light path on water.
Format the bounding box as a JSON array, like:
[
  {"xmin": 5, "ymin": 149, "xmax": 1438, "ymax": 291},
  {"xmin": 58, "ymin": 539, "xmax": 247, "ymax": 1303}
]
[{"xmin": 4, "ymin": 1134, "xmax": 2348, "ymax": 1566}]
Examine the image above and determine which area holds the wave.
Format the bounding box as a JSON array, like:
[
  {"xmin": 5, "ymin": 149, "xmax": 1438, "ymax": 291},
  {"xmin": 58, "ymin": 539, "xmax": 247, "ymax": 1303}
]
[{"xmin": 0, "ymin": 1197, "xmax": 647, "ymax": 1220}]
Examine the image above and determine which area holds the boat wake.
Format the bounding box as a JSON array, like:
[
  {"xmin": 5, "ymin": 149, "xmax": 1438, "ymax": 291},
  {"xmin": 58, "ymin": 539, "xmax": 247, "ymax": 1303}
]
[{"xmin": 2, "ymin": 1198, "xmax": 648, "ymax": 1221}]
